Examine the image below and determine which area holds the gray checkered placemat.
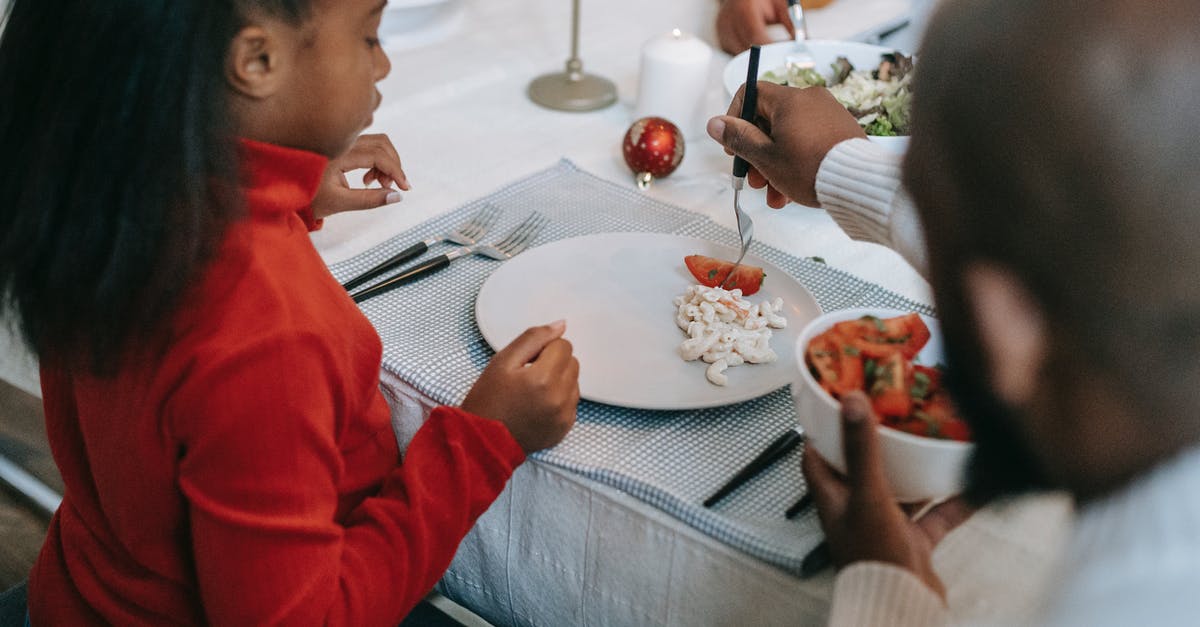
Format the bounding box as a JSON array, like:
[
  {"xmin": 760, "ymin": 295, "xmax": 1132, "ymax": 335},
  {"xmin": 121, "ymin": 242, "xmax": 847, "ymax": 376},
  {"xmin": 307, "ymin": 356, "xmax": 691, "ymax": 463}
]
[{"xmin": 329, "ymin": 160, "xmax": 934, "ymax": 574}]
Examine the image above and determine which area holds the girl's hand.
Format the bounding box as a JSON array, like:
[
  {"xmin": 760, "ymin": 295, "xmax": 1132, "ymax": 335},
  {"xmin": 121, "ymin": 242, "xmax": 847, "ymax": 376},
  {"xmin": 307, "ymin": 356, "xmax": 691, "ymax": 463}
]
[
  {"xmin": 462, "ymin": 321, "xmax": 580, "ymax": 454},
  {"xmin": 802, "ymin": 391, "xmax": 975, "ymax": 601},
  {"xmin": 311, "ymin": 133, "xmax": 411, "ymax": 220}
]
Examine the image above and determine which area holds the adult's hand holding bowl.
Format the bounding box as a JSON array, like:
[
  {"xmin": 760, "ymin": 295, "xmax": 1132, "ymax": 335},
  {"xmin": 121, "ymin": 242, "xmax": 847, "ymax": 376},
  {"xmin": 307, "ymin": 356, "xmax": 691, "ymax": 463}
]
[
  {"xmin": 793, "ymin": 308, "xmax": 974, "ymax": 502},
  {"xmin": 802, "ymin": 391, "xmax": 975, "ymax": 599}
]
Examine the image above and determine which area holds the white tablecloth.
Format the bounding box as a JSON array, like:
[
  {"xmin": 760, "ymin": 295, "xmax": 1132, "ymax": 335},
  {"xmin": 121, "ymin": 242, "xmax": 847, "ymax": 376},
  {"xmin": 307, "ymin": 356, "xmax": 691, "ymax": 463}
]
[{"xmin": 385, "ymin": 372, "xmax": 1070, "ymax": 627}]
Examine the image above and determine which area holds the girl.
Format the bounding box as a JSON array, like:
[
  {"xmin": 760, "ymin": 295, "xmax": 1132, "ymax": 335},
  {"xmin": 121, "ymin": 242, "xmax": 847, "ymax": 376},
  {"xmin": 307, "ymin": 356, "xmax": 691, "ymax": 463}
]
[{"xmin": 0, "ymin": 0, "xmax": 580, "ymax": 624}]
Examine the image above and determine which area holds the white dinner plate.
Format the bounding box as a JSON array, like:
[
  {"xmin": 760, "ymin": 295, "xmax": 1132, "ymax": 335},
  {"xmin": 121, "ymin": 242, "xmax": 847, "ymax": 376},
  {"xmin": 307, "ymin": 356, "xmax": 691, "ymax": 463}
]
[
  {"xmin": 723, "ymin": 40, "xmax": 910, "ymax": 154},
  {"xmin": 474, "ymin": 233, "xmax": 822, "ymax": 410}
]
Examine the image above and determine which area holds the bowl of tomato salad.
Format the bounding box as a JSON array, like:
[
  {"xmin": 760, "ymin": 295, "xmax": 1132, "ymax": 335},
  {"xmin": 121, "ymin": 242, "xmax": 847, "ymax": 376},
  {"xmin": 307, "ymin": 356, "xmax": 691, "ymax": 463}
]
[{"xmin": 793, "ymin": 308, "xmax": 974, "ymax": 502}]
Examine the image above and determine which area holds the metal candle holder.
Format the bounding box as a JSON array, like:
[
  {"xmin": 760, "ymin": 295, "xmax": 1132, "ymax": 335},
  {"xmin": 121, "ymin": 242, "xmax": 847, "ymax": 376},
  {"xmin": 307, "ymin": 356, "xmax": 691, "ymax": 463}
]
[{"xmin": 527, "ymin": 0, "xmax": 617, "ymax": 111}]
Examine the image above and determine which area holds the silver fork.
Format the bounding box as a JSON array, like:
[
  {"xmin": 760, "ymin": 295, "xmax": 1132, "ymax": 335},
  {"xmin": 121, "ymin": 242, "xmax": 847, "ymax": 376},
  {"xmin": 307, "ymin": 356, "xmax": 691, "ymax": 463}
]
[
  {"xmin": 341, "ymin": 203, "xmax": 502, "ymax": 291},
  {"xmin": 784, "ymin": 0, "xmax": 815, "ymax": 72},
  {"xmin": 720, "ymin": 189, "xmax": 755, "ymax": 291},
  {"xmin": 722, "ymin": 46, "xmax": 759, "ymax": 290},
  {"xmin": 352, "ymin": 213, "xmax": 548, "ymax": 304}
]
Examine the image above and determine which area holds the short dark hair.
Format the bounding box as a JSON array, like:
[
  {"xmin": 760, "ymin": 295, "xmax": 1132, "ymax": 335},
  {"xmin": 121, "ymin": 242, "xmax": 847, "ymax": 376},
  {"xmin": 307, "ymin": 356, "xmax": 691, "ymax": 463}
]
[
  {"xmin": 0, "ymin": 0, "xmax": 312, "ymax": 373},
  {"xmin": 907, "ymin": 0, "xmax": 1200, "ymax": 434}
]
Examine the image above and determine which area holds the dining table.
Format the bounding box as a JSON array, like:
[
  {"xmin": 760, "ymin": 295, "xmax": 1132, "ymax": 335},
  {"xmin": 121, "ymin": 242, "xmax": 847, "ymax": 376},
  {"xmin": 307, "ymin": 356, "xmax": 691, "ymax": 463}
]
[
  {"xmin": 0, "ymin": 0, "xmax": 1075, "ymax": 625},
  {"xmin": 317, "ymin": 0, "xmax": 1075, "ymax": 625}
]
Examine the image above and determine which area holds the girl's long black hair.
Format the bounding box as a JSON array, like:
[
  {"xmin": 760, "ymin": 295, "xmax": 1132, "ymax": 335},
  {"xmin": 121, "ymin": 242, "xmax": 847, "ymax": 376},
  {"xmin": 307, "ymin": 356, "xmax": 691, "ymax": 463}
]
[{"xmin": 0, "ymin": 0, "xmax": 308, "ymax": 374}]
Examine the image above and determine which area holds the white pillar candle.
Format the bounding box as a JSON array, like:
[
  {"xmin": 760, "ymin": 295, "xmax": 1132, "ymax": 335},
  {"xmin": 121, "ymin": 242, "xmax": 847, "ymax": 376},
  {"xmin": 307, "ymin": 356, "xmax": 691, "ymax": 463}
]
[{"xmin": 633, "ymin": 29, "xmax": 714, "ymax": 139}]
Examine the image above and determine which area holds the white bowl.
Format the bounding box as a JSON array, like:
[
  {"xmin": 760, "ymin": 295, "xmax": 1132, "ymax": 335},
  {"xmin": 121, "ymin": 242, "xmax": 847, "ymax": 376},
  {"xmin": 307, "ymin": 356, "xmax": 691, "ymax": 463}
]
[
  {"xmin": 724, "ymin": 40, "xmax": 910, "ymax": 155},
  {"xmin": 792, "ymin": 308, "xmax": 973, "ymax": 502}
]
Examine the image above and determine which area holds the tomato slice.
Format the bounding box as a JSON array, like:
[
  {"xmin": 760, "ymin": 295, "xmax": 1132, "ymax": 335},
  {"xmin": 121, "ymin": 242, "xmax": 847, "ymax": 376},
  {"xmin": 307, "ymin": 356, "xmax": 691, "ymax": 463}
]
[{"xmin": 684, "ymin": 255, "xmax": 766, "ymax": 296}]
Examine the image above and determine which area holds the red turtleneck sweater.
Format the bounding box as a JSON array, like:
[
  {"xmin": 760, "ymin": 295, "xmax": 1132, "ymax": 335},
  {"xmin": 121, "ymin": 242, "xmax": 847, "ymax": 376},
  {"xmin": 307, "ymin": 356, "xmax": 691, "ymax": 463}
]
[{"xmin": 28, "ymin": 139, "xmax": 525, "ymax": 625}]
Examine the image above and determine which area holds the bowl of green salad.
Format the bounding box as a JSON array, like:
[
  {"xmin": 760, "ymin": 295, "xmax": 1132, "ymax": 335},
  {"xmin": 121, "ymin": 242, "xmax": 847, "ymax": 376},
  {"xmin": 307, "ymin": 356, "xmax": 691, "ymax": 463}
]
[{"xmin": 724, "ymin": 40, "xmax": 913, "ymax": 154}]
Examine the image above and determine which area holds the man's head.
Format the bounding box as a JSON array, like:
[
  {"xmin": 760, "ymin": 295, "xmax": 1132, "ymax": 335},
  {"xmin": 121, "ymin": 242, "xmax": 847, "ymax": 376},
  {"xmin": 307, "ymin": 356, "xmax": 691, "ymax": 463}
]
[{"xmin": 904, "ymin": 0, "xmax": 1200, "ymax": 502}]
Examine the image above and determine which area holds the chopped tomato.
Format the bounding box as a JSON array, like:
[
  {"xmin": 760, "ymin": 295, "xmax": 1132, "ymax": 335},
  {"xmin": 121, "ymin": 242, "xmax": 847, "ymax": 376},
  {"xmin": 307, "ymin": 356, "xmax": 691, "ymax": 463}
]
[
  {"xmin": 805, "ymin": 312, "xmax": 968, "ymax": 442},
  {"xmin": 805, "ymin": 332, "xmax": 864, "ymax": 397},
  {"xmin": 868, "ymin": 352, "xmax": 912, "ymax": 417},
  {"xmin": 920, "ymin": 392, "xmax": 971, "ymax": 442},
  {"xmin": 836, "ymin": 345, "xmax": 866, "ymax": 397},
  {"xmin": 938, "ymin": 419, "xmax": 972, "ymax": 443},
  {"xmin": 912, "ymin": 365, "xmax": 942, "ymax": 391},
  {"xmin": 885, "ymin": 416, "xmax": 935, "ymax": 438},
  {"xmin": 806, "ymin": 335, "xmax": 841, "ymax": 396},
  {"xmin": 684, "ymin": 254, "xmax": 766, "ymax": 296},
  {"xmin": 832, "ymin": 313, "xmax": 931, "ymax": 359},
  {"xmin": 893, "ymin": 314, "xmax": 932, "ymax": 359}
]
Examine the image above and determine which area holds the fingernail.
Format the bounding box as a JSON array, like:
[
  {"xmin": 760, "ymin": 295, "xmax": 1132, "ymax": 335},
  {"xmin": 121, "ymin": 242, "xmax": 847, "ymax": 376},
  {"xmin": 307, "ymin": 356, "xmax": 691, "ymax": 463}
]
[
  {"xmin": 548, "ymin": 319, "xmax": 566, "ymax": 331},
  {"xmin": 706, "ymin": 117, "xmax": 726, "ymax": 141},
  {"xmin": 385, "ymin": 191, "xmax": 403, "ymax": 204}
]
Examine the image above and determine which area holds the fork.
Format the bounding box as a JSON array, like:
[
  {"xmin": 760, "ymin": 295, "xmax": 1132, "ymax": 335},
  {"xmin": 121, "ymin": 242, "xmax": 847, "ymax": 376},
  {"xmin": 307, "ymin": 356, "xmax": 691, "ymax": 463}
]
[
  {"xmin": 784, "ymin": 0, "xmax": 815, "ymax": 72},
  {"xmin": 351, "ymin": 213, "xmax": 548, "ymax": 304},
  {"xmin": 722, "ymin": 45, "xmax": 759, "ymax": 290},
  {"xmin": 341, "ymin": 204, "xmax": 502, "ymax": 292}
]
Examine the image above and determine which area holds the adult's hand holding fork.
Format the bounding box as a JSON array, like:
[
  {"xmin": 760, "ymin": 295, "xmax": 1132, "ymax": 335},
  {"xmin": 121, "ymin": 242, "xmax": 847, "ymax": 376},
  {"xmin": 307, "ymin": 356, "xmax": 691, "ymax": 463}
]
[{"xmin": 708, "ymin": 82, "xmax": 864, "ymax": 208}]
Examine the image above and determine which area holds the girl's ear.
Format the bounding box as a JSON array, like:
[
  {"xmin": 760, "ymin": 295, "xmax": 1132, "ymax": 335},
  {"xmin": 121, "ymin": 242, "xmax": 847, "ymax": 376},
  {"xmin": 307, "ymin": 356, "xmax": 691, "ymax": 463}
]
[
  {"xmin": 226, "ymin": 26, "xmax": 284, "ymax": 99},
  {"xmin": 961, "ymin": 262, "xmax": 1047, "ymax": 408}
]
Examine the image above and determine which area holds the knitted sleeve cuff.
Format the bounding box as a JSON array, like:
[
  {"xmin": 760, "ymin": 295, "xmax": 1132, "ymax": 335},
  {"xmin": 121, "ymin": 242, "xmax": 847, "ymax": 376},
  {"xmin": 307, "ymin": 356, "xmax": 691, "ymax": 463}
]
[
  {"xmin": 827, "ymin": 562, "xmax": 949, "ymax": 627},
  {"xmin": 815, "ymin": 138, "xmax": 901, "ymax": 244},
  {"xmin": 814, "ymin": 139, "xmax": 929, "ymax": 277}
]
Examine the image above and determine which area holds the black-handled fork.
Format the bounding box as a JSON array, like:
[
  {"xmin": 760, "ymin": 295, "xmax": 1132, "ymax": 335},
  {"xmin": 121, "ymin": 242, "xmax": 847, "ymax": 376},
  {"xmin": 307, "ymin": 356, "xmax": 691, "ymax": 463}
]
[
  {"xmin": 721, "ymin": 45, "xmax": 760, "ymax": 290},
  {"xmin": 341, "ymin": 204, "xmax": 501, "ymax": 292},
  {"xmin": 351, "ymin": 212, "xmax": 548, "ymax": 304}
]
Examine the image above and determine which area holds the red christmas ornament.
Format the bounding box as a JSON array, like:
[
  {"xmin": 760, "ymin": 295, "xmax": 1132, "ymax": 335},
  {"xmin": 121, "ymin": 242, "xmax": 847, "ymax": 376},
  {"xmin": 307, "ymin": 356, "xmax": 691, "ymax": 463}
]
[{"xmin": 622, "ymin": 116, "xmax": 685, "ymax": 189}]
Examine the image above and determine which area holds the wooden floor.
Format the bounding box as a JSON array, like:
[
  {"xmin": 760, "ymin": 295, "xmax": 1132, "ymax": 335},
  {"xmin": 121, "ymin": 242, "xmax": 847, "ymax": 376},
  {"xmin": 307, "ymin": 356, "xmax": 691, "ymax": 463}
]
[{"xmin": 0, "ymin": 379, "xmax": 56, "ymax": 590}]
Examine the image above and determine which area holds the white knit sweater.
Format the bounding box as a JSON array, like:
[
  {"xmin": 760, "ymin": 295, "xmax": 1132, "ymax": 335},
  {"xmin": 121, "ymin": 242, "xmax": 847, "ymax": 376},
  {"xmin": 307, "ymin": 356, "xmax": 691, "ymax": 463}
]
[
  {"xmin": 815, "ymin": 138, "xmax": 929, "ymax": 279},
  {"xmin": 823, "ymin": 448, "xmax": 1200, "ymax": 627},
  {"xmin": 815, "ymin": 138, "xmax": 1200, "ymax": 626}
]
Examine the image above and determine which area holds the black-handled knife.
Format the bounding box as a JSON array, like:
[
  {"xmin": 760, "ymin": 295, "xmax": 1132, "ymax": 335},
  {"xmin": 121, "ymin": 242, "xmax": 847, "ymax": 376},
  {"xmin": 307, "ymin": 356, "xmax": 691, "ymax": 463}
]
[
  {"xmin": 785, "ymin": 492, "xmax": 814, "ymax": 519},
  {"xmin": 703, "ymin": 428, "xmax": 803, "ymax": 508},
  {"xmin": 801, "ymin": 540, "xmax": 832, "ymax": 578}
]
